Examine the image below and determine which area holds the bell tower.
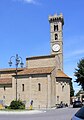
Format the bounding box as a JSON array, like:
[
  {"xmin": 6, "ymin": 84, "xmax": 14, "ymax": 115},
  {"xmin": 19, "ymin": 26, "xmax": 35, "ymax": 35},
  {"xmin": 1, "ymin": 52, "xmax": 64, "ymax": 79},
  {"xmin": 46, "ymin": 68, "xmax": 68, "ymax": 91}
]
[{"xmin": 49, "ymin": 13, "xmax": 64, "ymax": 70}]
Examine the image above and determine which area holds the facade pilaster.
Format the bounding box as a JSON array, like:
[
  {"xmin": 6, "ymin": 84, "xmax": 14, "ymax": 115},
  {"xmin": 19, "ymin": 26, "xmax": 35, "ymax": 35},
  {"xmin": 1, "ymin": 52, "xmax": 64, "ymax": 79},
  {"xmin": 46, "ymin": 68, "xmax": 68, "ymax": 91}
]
[
  {"xmin": 47, "ymin": 74, "xmax": 51, "ymax": 108},
  {"xmin": 29, "ymin": 76, "xmax": 32, "ymax": 101}
]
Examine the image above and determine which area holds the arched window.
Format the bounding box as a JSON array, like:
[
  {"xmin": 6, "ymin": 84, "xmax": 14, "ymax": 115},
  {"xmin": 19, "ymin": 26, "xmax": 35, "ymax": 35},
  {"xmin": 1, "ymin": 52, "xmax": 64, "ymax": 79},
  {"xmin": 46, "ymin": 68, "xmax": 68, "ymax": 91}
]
[
  {"xmin": 4, "ymin": 86, "xmax": 6, "ymax": 91},
  {"xmin": 55, "ymin": 33, "xmax": 58, "ymax": 40},
  {"xmin": 22, "ymin": 84, "xmax": 24, "ymax": 91},
  {"xmin": 54, "ymin": 25, "xmax": 58, "ymax": 31},
  {"xmin": 62, "ymin": 85, "xmax": 64, "ymax": 92},
  {"xmin": 38, "ymin": 83, "xmax": 41, "ymax": 91}
]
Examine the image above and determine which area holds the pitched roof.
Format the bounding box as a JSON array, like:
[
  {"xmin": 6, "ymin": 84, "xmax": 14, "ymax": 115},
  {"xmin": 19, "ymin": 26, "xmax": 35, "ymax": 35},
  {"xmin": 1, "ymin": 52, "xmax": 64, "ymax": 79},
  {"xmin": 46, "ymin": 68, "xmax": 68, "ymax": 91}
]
[
  {"xmin": 56, "ymin": 69, "xmax": 71, "ymax": 79},
  {"xmin": 0, "ymin": 68, "xmax": 23, "ymax": 72},
  {"xmin": 17, "ymin": 67, "xmax": 54, "ymax": 75},
  {"xmin": 0, "ymin": 78, "xmax": 12, "ymax": 84}
]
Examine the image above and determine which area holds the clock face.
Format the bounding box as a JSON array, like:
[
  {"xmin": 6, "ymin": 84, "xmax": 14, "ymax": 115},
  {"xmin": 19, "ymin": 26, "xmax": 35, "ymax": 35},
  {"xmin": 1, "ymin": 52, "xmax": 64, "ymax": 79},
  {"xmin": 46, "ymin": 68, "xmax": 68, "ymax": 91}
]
[{"xmin": 52, "ymin": 44, "xmax": 60, "ymax": 52}]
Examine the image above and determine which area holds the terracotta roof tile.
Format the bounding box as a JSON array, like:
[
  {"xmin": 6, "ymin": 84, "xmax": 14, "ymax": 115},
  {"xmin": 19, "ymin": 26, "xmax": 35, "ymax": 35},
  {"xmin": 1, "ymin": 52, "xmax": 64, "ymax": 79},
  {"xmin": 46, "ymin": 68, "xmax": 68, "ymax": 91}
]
[
  {"xmin": 0, "ymin": 78, "xmax": 12, "ymax": 84},
  {"xmin": 56, "ymin": 69, "xmax": 71, "ymax": 79},
  {"xmin": 0, "ymin": 68, "xmax": 24, "ymax": 72},
  {"xmin": 18, "ymin": 67, "xmax": 54, "ymax": 75}
]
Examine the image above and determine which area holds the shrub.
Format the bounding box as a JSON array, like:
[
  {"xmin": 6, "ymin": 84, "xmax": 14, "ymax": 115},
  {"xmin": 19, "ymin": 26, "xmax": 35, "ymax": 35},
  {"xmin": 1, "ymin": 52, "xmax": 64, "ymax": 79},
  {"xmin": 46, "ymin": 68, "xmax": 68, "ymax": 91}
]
[{"xmin": 9, "ymin": 100, "xmax": 25, "ymax": 109}]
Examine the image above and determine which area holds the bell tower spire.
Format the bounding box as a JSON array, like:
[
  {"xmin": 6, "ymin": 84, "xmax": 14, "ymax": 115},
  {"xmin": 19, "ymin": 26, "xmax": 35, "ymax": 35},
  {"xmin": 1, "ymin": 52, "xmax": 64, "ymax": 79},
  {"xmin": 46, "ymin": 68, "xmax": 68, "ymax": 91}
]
[{"xmin": 49, "ymin": 13, "xmax": 64, "ymax": 70}]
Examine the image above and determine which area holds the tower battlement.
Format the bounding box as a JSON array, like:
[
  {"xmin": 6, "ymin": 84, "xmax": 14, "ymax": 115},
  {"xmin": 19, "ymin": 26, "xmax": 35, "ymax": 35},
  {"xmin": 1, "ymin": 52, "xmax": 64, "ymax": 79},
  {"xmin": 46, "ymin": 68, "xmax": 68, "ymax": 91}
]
[{"xmin": 49, "ymin": 13, "xmax": 64, "ymax": 25}]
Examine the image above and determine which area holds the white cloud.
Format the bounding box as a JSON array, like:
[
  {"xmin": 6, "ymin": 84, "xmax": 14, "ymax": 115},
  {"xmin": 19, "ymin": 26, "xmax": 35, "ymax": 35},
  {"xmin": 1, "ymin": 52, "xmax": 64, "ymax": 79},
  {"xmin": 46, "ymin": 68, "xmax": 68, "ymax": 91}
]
[
  {"xmin": 13, "ymin": 0, "xmax": 40, "ymax": 5},
  {"xmin": 64, "ymin": 35, "xmax": 84, "ymax": 48},
  {"xmin": 72, "ymin": 49, "xmax": 84, "ymax": 56},
  {"xmin": 24, "ymin": 0, "xmax": 37, "ymax": 4},
  {"xmin": 64, "ymin": 49, "xmax": 84, "ymax": 62},
  {"xmin": 64, "ymin": 35, "xmax": 84, "ymax": 61}
]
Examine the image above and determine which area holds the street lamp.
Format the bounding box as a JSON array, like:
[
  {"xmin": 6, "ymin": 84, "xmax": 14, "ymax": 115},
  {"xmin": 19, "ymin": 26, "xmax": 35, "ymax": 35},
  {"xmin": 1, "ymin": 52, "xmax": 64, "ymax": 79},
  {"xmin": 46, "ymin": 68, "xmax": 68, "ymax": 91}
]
[{"xmin": 8, "ymin": 54, "xmax": 24, "ymax": 101}]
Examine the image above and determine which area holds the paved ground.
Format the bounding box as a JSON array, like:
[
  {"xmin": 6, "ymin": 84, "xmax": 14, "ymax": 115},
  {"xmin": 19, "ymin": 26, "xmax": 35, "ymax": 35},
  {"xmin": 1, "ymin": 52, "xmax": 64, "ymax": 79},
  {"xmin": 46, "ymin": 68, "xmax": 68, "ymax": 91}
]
[
  {"xmin": 0, "ymin": 110, "xmax": 45, "ymax": 115},
  {"xmin": 0, "ymin": 107, "xmax": 80, "ymax": 120}
]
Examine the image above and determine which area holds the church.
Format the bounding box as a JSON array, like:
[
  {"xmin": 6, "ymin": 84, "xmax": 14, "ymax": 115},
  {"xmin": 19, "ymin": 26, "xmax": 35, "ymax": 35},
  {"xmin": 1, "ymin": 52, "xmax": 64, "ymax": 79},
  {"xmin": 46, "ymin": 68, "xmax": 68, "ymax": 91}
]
[{"xmin": 0, "ymin": 14, "xmax": 71, "ymax": 109}]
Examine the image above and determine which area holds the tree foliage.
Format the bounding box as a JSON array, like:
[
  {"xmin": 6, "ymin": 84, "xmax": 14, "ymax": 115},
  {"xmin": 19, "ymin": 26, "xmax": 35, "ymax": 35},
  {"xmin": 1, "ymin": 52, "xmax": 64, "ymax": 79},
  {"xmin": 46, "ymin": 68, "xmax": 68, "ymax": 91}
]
[
  {"xmin": 74, "ymin": 58, "xmax": 84, "ymax": 90},
  {"xmin": 70, "ymin": 80, "xmax": 74, "ymax": 97}
]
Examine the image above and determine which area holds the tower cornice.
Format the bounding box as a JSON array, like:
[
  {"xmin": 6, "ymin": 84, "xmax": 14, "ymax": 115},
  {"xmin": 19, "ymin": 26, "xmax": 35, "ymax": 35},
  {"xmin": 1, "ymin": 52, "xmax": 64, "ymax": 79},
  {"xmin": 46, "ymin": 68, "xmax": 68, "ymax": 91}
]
[{"xmin": 49, "ymin": 13, "xmax": 64, "ymax": 25}]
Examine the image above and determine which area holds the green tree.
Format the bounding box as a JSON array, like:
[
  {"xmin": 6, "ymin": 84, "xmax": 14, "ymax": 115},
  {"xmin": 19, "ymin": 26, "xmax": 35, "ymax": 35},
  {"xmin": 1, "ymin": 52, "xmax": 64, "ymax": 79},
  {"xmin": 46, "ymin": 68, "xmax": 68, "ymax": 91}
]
[
  {"xmin": 70, "ymin": 80, "xmax": 74, "ymax": 97},
  {"xmin": 74, "ymin": 58, "xmax": 84, "ymax": 90}
]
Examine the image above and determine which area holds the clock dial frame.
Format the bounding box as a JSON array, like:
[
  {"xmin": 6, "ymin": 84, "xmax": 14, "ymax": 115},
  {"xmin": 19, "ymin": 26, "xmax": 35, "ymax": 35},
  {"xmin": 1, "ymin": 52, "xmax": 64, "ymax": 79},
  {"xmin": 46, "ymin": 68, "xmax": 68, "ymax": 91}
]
[{"xmin": 52, "ymin": 44, "xmax": 60, "ymax": 52}]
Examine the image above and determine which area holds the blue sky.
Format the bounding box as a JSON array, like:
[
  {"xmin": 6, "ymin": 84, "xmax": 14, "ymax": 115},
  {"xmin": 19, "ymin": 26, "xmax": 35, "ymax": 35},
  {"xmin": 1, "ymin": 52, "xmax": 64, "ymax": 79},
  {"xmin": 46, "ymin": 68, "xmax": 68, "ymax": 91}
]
[{"xmin": 0, "ymin": 0, "xmax": 84, "ymax": 94}]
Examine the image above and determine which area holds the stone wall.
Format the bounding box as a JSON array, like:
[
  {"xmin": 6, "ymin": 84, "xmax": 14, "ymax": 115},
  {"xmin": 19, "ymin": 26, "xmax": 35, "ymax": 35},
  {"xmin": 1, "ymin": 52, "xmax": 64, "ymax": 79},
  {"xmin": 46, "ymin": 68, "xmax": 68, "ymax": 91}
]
[
  {"xmin": 12, "ymin": 74, "xmax": 50, "ymax": 109},
  {"xmin": 26, "ymin": 56, "xmax": 56, "ymax": 68},
  {"xmin": 56, "ymin": 78, "xmax": 70, "ymax": 105}
]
